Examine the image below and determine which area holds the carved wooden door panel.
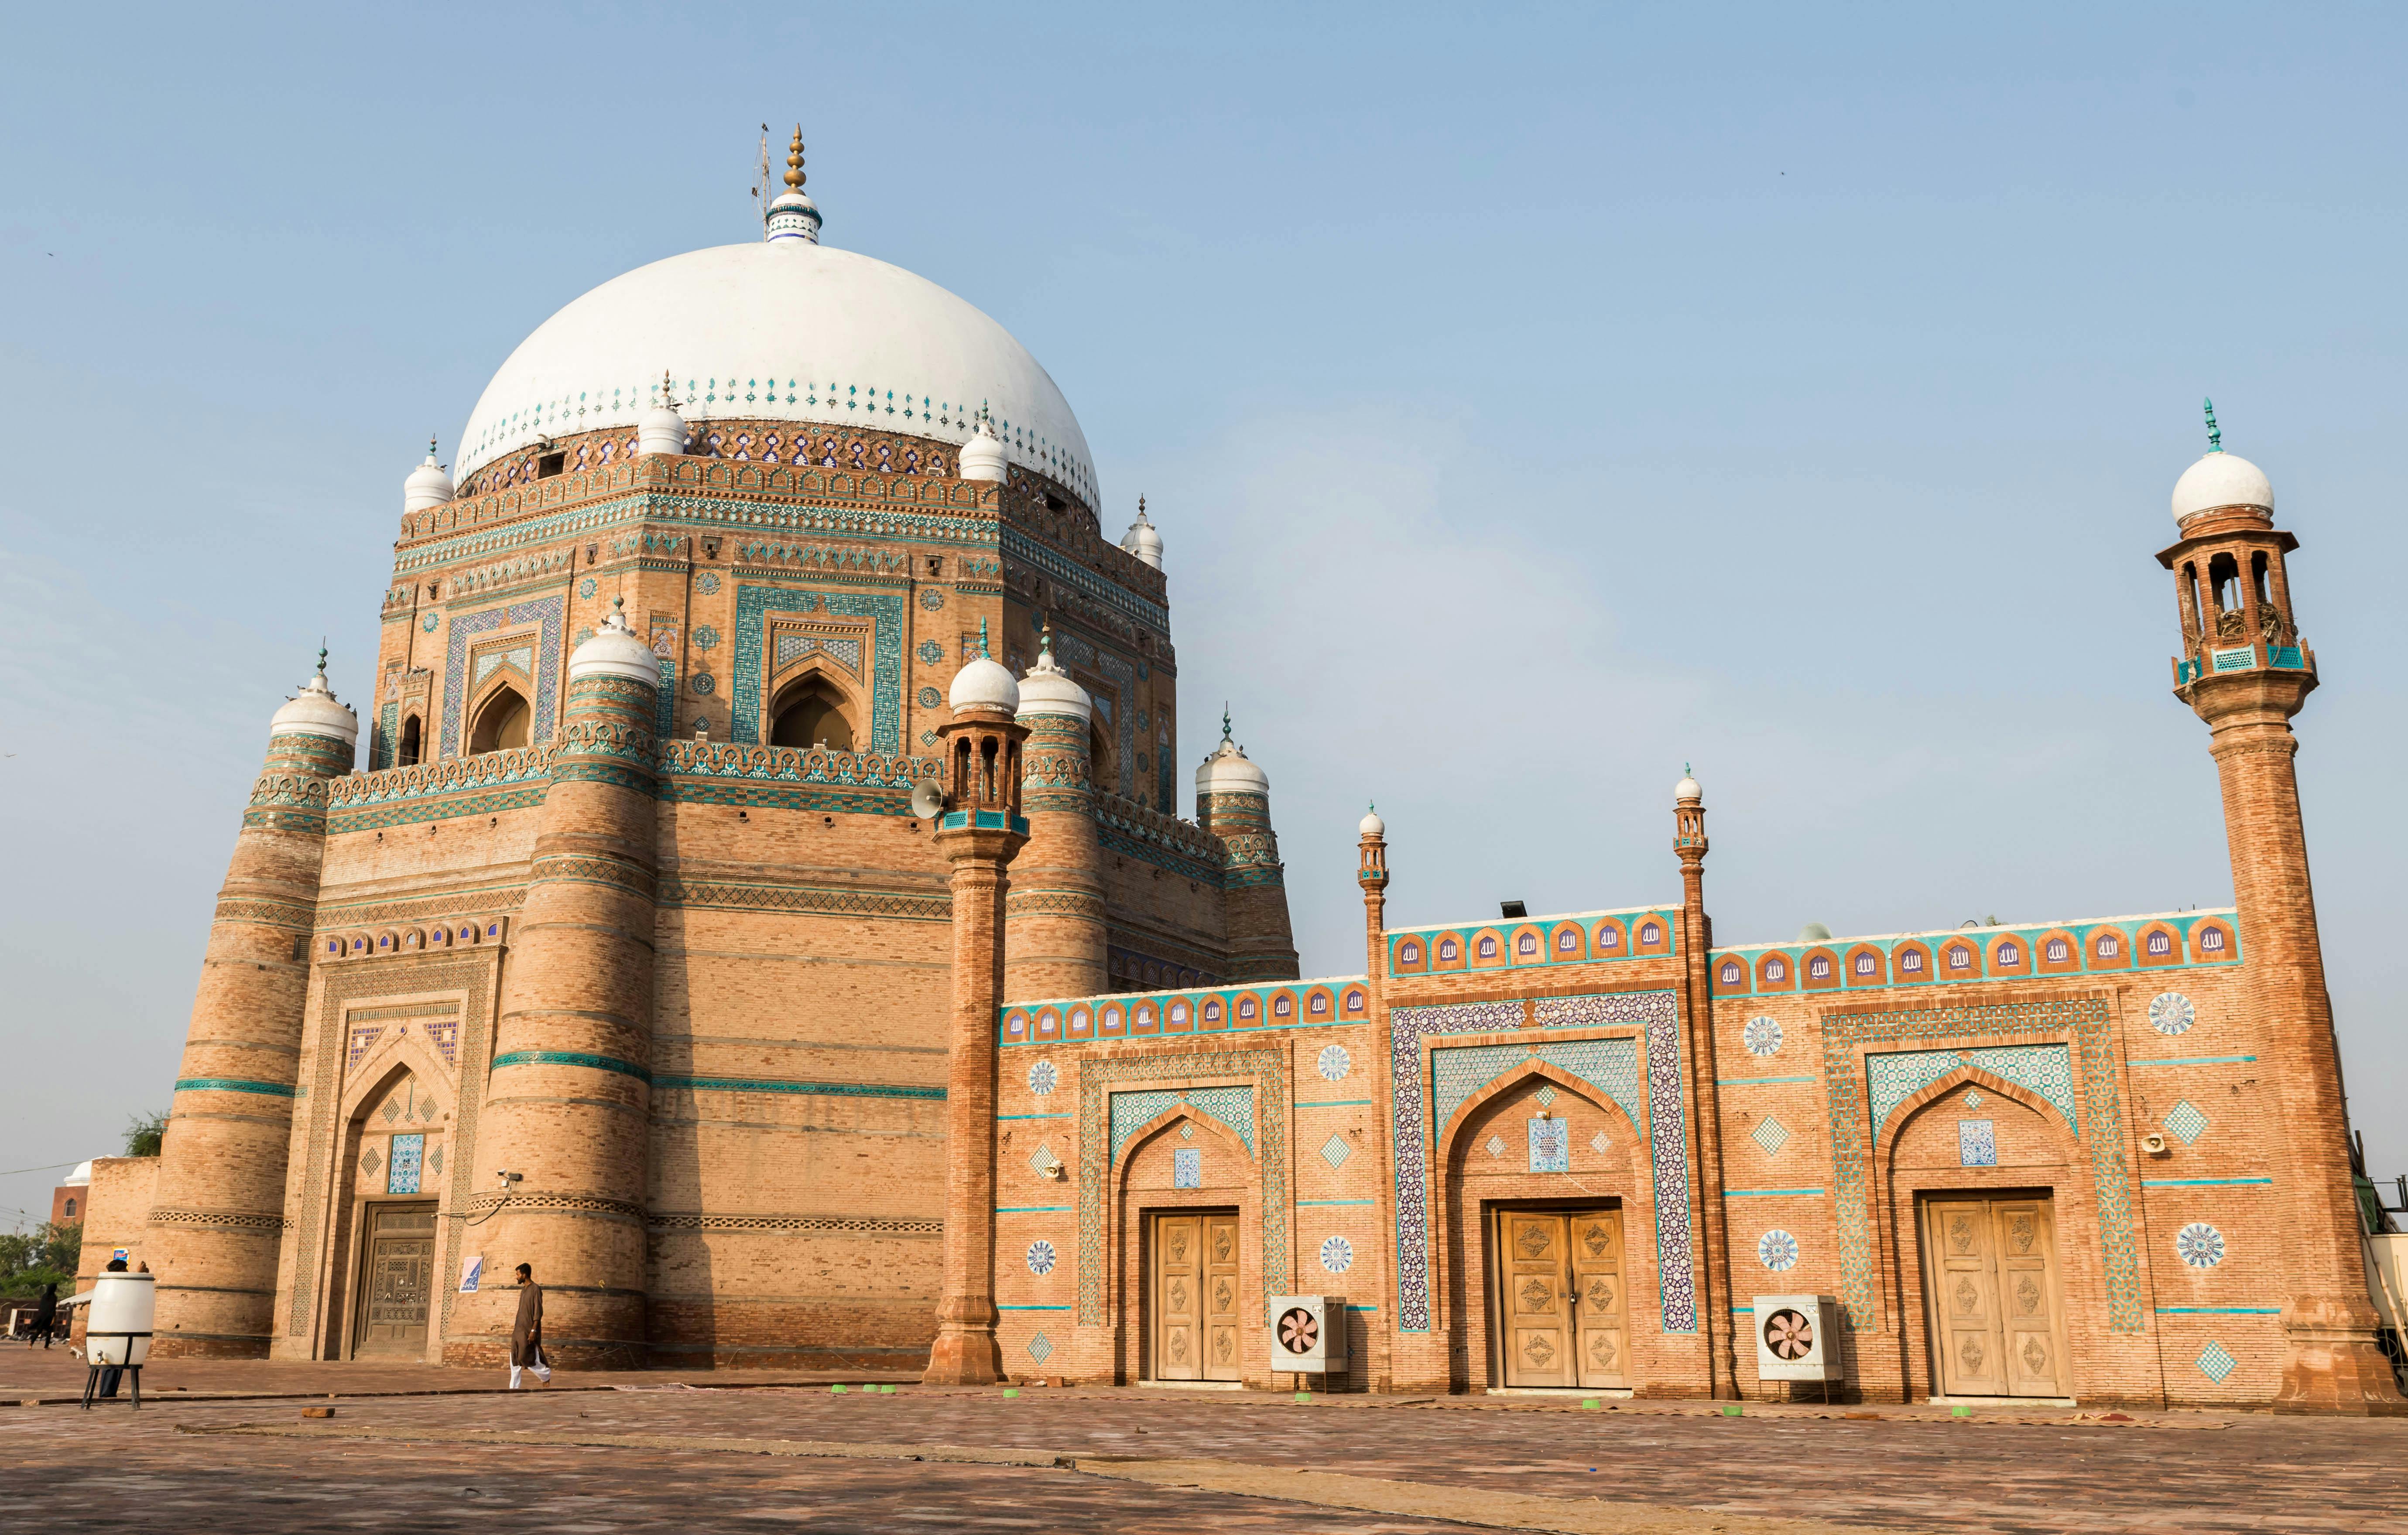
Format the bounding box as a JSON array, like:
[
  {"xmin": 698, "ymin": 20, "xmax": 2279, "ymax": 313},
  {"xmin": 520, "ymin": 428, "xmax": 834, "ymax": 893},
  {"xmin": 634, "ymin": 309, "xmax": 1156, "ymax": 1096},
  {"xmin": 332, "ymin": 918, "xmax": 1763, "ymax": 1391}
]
[
  {"xmin": 353, "ymin": 1202, "xmax": 436, "ymax": 1356},
  {"xmin": 1569, "ymin": 1209, "xmax": 1627, "ymax": 1388},
  {"xmin": 1153, "ymin": 1213, "xmax": 1202, "ymax": 1381},
  {"xmin": 1925, "ymin": 1199, "xmax": 2009, "ymax": 1395},
  {"xmin": 1993, "ymin": 1200, "xmax": 2063, "ymax": 1396},
  {"xmin": 1203, "ymin": 1213, "xmax": 1242, "ymax": 1382},
  {"xmin": 1500, "ymin": 1212, "xmax": 1573, "ymax": 1387}
]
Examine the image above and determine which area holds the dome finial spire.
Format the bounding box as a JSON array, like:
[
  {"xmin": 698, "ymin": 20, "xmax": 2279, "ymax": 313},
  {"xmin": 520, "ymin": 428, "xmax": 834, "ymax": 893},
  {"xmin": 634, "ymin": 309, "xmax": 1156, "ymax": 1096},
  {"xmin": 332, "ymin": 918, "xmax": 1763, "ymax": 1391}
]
[
  {"xmin": 784, "ymin": 125, "xmax": 805, "ymax": 191},
  {"xmin": 763, "ymin": 128, "xmax": 823, "ymax": 246},
  {"xmin": 2204, "ymin": 397, "xmax": 2223, "ymax": 453},
  {"xmin": 1221, "ymin": 703, "xmax": 1233, "ymax": 743},
  {"xmin": 979, "ymin": 616, "xmax": 991, "ymax": 659}
]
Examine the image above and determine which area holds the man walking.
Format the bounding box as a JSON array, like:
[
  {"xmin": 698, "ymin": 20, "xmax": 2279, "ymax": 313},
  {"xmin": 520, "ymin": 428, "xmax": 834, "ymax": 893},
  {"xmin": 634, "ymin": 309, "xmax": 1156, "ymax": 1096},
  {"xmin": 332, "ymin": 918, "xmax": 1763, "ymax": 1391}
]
[
  {"xmin": 27, "ymin": 1284, "xmax": 58, "ymax": 1349},
  {"xmin": 509, "ymin": 1262, "xmax": 551, "ymax": 1389}
]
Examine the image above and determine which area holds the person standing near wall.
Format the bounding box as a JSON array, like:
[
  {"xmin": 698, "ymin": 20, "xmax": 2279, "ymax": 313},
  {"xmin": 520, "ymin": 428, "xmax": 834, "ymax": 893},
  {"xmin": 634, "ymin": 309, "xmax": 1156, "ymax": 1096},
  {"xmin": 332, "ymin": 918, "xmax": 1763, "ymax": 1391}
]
[{"xmin": 509, "ymin": 1264, "xmax": 551, "ymax": 1389}]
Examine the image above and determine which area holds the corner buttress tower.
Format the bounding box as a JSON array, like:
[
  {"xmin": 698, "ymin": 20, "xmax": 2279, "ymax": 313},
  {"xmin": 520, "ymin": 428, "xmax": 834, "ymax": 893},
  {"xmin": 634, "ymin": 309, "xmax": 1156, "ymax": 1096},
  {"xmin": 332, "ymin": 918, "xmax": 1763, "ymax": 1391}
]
[
  {"xmin": 2158, "ymin": 412, "xmax": 2403, "ymax": 1413},
  {"xmin": 1196, "ymin": 711, "xmax": 1299, "ymax": 982},
  {"xmin": 147, "ymin": 654, "xmax": 354, "ymax": 1357},
  {"xmin": 1004, "ymin": 630, "xmax": 1106, "ymax": 1002}
]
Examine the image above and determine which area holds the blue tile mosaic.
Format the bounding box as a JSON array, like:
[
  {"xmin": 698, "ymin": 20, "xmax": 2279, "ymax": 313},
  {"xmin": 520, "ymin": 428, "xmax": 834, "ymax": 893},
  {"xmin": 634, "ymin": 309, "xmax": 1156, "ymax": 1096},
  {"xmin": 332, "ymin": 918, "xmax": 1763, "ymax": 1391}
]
[
  {"xmin": 731, "ymin": 585, "xmax": 904, "ymax": 751},
  {"xmin": 1172, "ymin": 1147, "xmax": 1201, "ymax": 1188},
  {"xmin": 1528, "ymin": 1117, "xmax": 1569, "ymax": 1172},
  {"xmin": 387, "ymin": 1133, "xmax": 424, "ymax": 1195},
  {"xmin": 1958, "ymin": 1119, "xmax": 1998, "ymax": 1166}
]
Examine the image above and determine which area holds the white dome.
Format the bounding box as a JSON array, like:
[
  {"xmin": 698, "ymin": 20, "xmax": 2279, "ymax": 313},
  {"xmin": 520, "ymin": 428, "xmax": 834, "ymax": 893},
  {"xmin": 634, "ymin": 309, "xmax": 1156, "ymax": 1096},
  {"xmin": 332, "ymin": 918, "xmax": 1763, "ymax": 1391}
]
[
  {"xmin": 270, "ymin": 655, "xmax": 358, "ymax": 745},
  {"xmin": 1196, "ymin": 735, "xmax": 1269, "ymax": 797},
  {"xmin": 63, "ymin": 1160, "xmax": 92, "ymax": 1187},
  {"xmin": 637, "ymin": 390, "xmax": 688, "ymax": 456},
  {"xmin": 403, "ymin": 441, "xmax": 454, "ymax": 512},
  {"xmin": 2172, "ymin": 451, "xmax": 2273, "ymax": 524},
  {"xmin": 959, "ymin": 414, "xmax": 1007, "ymax": 483},
  {"xmin": 950, "ymin": 655, "xmax": 1019, "ymax": 714},
  {"xmin": 1675, "ymin": 771, "xmax": 1701, "ymax": 802},
  {"xmin": 1015, "ymin": 631, "xmax": 1090, "ymax": 722},
  {"xmin": 455, "ymin": 241, "xmax": 1096, "ymax": 506},
  {"xmin": 1358, "ymin": 805, "xmax": 1385, "ymax": 838},
  {"xmin": 1121, "ymin": 502, "xmax": 1163, "ymax": 569},
  {"xmin": 569, "ymin": 598, "xmax": 663, "ymax": 685}
]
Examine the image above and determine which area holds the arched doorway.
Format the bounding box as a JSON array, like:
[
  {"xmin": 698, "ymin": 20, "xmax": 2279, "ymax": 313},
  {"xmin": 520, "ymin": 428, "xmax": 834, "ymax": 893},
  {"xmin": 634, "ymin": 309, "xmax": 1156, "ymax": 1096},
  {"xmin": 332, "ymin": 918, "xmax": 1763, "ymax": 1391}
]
[
  {"xmin": 468, "ymin": 687, "xmax": 531, "ymax": 753},
  {"xmin": 769, "ymin": 674, "xmax": 855, "ymax": 750}
]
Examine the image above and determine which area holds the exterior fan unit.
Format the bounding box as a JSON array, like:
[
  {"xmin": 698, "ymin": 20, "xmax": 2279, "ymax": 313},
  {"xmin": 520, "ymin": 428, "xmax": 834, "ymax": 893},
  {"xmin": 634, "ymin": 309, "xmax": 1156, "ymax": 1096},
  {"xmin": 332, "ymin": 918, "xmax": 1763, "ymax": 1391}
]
[
  {"xmin": 1267, "ymin": 1294, "xmax": 1347, "ymax": 1371},
  {"xmin": 1752, "ymin": 1293, "xmax": 1844, "ymax": 1382}
]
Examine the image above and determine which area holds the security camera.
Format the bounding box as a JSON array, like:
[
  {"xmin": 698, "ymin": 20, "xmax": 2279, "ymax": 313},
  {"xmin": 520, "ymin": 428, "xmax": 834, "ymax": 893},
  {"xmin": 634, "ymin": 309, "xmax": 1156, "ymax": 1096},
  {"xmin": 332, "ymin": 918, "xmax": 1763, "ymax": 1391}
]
[
  {"xmin": 2141, "ymin": 1133, "xmax": 2168, "ymax": 1157},
  {"xmin": 495, "ymin": 1170, "xmax": 523, "ymax": 1185}
]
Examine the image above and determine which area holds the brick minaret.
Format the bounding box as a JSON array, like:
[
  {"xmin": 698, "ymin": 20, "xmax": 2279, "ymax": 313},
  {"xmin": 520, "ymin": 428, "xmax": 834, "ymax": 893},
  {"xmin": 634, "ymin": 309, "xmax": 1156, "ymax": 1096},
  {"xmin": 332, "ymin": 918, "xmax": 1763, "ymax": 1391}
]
[
  {"xmin": 1196, "ymin": 709, "xmax": 1300, "ymax": 982},
  {"xmin": 2158, "ymin": 416, "xmax": 2404, "ymax": 1413},
  {"xmin": 147, "ymin": 653, "xmax": 354, "ymax": 1357},
  {"xmin": 462, "ymin": 600, "xmax": 661, "ymax": 1368},
  {"xmin": 1004, "ymin": 629, "xmax": 1105, "ymax": 1002},
  {"xmin": 925, "ymin": 626, "xmax": 1028, "ymax": 1385},
  {"xmin": 1672, "ymin": 768, "xmax": 1738, "ymax": 1398}
]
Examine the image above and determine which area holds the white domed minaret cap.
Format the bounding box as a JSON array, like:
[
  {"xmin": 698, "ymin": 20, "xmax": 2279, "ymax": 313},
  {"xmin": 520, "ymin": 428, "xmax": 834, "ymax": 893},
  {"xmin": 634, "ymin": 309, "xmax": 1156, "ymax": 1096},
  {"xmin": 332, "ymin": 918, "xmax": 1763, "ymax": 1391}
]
[
  {"xmin": 763, "ymin": 126, "xmax": 823, "ymax": 246},
  {"xmin": 1358, "ymin": 802, "xmax": 1385, "ymax": 838},
  {"xmin": 2172, "ymin": 397, "xmax": 2273, "ymax": 525},
  {"xmin": 1015, "ymin": 626, "xmax": 1091, "ymax": 722},
  {"xmin": 1120, "ymin": 496, "xmax": 1164, "ymax": 570},
  {"xmin": 404, "ymin": 438, "xmax": 455, "ymax": 512},
  {"xmin": 638, "ymin": 370, "xmax": 690, "ymax": 456},
  {"xmin": 1195, "ymin": 706, "xmax": 1270, "ymax": 796},
  {"xmin": 959, "ymin": 406, "xmax": 1007, "ymax": 483},
  {"xmin": 1675, "ymin": 763, "xmax": 1702, "ymax": 802},
  {"xmin": 270, "ymin": 647, "xmax": 359, "ymax": 744},
  {"xmin": 949, "ymin": 617, "xmax": 1019, "ymax": 712},
  {"xmin": 569, "ymin": 596, "xmax": 663, "ymax": 684}
]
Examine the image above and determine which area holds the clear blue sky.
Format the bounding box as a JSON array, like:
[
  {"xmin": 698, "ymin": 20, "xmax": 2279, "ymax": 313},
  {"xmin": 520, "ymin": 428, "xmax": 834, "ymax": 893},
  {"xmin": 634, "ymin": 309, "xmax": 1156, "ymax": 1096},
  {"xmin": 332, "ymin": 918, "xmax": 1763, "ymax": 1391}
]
[{"xmin": 5, "ymin": 3, "xmax": 2405, "ymax": 1228}]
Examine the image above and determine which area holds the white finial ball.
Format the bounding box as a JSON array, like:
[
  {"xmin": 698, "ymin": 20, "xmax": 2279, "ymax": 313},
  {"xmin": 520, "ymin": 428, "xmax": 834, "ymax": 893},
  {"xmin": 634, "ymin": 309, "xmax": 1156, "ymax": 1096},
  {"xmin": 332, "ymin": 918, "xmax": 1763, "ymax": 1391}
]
[
  {"xmin": 959, "ymin": 415, "xmax": 1007, "ymax": 483},
  {"xmin": 2172, "ymin": 451, "xmax": 2273, "ymax": 524},
  {"xmin": 1358, "ymin": 805, "xmax": 1386, "ymax": 838}
]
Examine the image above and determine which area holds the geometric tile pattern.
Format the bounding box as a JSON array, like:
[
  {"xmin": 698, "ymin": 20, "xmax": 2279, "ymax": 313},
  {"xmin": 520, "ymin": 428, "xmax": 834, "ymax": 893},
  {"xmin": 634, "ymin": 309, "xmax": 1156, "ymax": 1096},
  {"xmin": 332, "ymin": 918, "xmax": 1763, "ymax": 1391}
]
[
  {"xmin": 1027, "ymin": 1331, "xmax": 1055, "ymax": 1364},
  {"xmin": 1108, "ymin": 1086, "xmax": 1257, "ymax": 1163},
  {"xmin": 386, "ymin": 1133, "xmax": 423, "ymax": 1195},
  {"xmin": 2175, "ymin": 1221, "xmax": 2226, "ymax": 1269},
  {"xmin": 1077, "ymin": 1047, "xmax": 1289, "ymax": 1326},
  {"xmin": 1757, "ymin": 1229, "xmax": 1799, "ymax": 1272},
  {"xmin": 2162, "ymin": 1100, "xmax": 2209, "ymax": 1146},
  {"xmin": 1026, "ymin": 1240, "xmax": 1057, "ymax": 1275},
  {"xmin": 1957, "ymin": 1119, "xmax": 1997, "ymax": 1167},
  {"xmin": 1320, "ymin": 1133, "xmax": 1351, "ymax": 1169},
  {"xmin": 1172, "ymin": 1147, "xmax": 1201, "ymax": 1188},
  {"xmin": 1319, "ymin": 1235, "xmax": 1354, "ymax": 1273},
  {"xmin": 1533, "ymin": 1085, "xmax": 1558, "ymax": 1108},
  {"xmin": 732, "ymin": 585, "xmax": 904, "ymax": 751},
  {"xmin": 1867, "ymin": 1045, "xmax": 2076, "ymax": 1134},
  {"xmin": 1028, "ymin": 1060, "xmax": 1058, "ymax": 1095},
  {"xmin": 2148, "ymin": 991, "xmax": 2196, "ymax": 1037},
  {"xmin": 1822, "ymin": 997, "xmax": 2136, "ymax": 1332},
  {"xmin": 1390, "ymin": 992, "xmax": 1686, "ymax": 1333},
  {"xmin": 1317, "ymin": 1044, "xmax": 1351, "ymax": 1082},
  {"xmin": 440, "ymin": 597, "xmax": 563, "ymax": 759},
  {"xmin": 773, "ymin": 632, "xmax": 863, "ymax": 675},
  {"xmin": 1752, "ymin": 1116, "xmax": 1790, "ymax": 1156},
  {"xmin": 1528, "ymin": 1117, "xmax": 1569, "ymax": 1173},
  {"xmin": 2196, "ymin": 1340, "xmax": 2236, "ymax": 1383},
  {"xmin": 1743, "ymin": 1016, "xmax": 1783, "ymax": 1057}
]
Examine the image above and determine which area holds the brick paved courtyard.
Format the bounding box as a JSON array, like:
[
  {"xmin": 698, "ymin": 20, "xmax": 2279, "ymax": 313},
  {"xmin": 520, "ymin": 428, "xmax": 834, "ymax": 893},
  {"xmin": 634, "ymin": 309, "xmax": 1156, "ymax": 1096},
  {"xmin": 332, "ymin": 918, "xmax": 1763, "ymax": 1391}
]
[{"xmin": 2, "ymin": 1354, "xmax": 2402, "ymax": 1533}]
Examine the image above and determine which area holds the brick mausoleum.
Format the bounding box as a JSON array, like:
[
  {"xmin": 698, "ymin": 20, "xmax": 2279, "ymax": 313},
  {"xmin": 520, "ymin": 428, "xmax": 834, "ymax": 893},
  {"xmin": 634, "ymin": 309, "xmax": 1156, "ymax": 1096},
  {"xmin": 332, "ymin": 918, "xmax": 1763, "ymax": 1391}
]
[{"xmin": 88, "ymin": 133, "xmax": 2400, "ymax": 1413}]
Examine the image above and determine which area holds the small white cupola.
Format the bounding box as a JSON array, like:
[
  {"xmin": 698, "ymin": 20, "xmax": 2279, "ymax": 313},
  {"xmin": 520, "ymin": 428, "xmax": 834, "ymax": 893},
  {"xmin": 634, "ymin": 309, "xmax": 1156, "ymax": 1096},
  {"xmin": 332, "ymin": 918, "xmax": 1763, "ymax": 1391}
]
[
  {"xmin": 1358, "ymin": 802, "xmax": 1385, "ymax": 838},
  {"xmin": 2171, "ymin": 398, "xmax": 2274, "ymax": 525},
  {"xmin": 959, "ymin": 406, "xmax": 1007, "ymax": 483},
  {"xmin": 1015, "ymin": 626, "xmax": 1091, "ymax": 722},
  {"xmin": 270, "ymin": 647, "xmax": 360, "ymax": 745},
  {"xmin": 639, "ymin": 371, "xmax": 690, "ymax": 457},
  {"xmin": 764, "ymin": 125, "xmax": 823, "ymax": 246},
  {"xmin": 1120, "ymin": 496, "xmax": 1163, "ymax": 569},
  {"xmin": 404, "ymin": 438, "xmax": 454, "ymax": 512},
  {"xmin": 1195, "ymin": 706, "xmax": 1270, "ymax": 797},
  {"xmin": 569, "ymin": 596, "xmax": 663, "ymax": 684},
  {"xmin": 949, "ymin": 618, "xmax": 1019, "ymax": 713},
  {"xmin": 1675, "ymin": 764, "xmax": 1702, "ymax": 803}
]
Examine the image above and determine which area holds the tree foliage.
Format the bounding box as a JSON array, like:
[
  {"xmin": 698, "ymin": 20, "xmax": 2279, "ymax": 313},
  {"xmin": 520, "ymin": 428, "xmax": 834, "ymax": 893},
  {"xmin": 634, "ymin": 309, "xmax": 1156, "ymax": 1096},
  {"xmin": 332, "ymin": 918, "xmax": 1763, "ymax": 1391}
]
[
  {"xmin": 124, "ymin": 1111, "xmax": 167, "ymax": 1159},
  {"xmin": 0, "ymin": 1222, "xmax": 80, "ymax": 1298}
]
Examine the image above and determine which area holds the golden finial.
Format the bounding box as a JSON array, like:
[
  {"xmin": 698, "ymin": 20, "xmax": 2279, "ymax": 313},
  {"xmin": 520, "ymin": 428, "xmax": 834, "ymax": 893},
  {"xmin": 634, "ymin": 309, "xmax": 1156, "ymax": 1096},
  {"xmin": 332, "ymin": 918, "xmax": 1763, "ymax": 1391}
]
[
  {"xmin": 660, "ymin": 369, "xmax": 678, "ymax": 408},
  {"xmin": 784, "ymin": 126, "xmax": 805, "ymax": 191}
]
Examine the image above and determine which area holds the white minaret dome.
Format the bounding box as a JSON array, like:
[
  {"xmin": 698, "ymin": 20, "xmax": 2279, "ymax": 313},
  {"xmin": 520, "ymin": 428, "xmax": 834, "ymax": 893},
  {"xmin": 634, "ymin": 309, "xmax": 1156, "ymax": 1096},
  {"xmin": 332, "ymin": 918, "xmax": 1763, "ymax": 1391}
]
[
  {"xmin": 1675, "ymin": 766, "xmax": 1702, "ymax": 802},
  {"xmin": 403, "ymin": 439, "xmax": 454, "ymax": 512},
  {"xmin": 1121, "ymin": 498, "xmax": 1164, "ymax": 569},
  {"xmin": 2172, "ymin": 451, "xmax": 2274, "ymax": 525},
  {"xmin": 569, "ymin": 597, "xmax": 662, "ymax": 684},
  {"xmin": 1195, "ymin": 710, "xmax": 1270, "ymax": 797},
  {"xmin": 949, "ymin": 619, "xmax": 1019, "ymax": 713},
  {"xmin": 763, "ymin": 126, "xmax": 823, "ymax": 246},
  {"xmin": 959, "ymin": 410, "xmax": 1007, "ymax": 483},
  {"xmin": 1014, "ymin": 628, "xmax": 1091, "ymax": 722},
  {"xmin": 638, "ymin": 372, "xmax": 690, "ymax": 456},
  {"xmin": 1358, "ymin": 804, "xmax": 1385, "ymax": 838},
  {"xmin": 270, "ymin": 650, "xmax": 359, "ymax": 745}
]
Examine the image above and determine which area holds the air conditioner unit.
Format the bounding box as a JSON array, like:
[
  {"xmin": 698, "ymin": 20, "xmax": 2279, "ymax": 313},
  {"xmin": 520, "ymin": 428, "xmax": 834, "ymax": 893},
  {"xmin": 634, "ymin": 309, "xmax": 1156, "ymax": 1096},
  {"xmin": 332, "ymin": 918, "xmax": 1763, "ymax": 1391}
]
[
  {"xmin": 1267, "ymin": 1294, "xmax": 1347, "ymax": 1371},
  {"xmin": 1753, "ymin": 1293, "xmax": 1844, "ymax": 1382}
]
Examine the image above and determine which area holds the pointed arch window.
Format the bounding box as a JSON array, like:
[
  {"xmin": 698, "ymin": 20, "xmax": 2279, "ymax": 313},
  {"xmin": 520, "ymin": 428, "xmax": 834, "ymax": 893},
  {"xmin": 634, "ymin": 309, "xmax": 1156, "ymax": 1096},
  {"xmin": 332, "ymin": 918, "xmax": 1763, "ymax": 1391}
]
[
  {"xmin": 771, "ymin": 675, "xmax": 855, "ymax": 750},
  {"xmin": 468, "ymin": 687, "xmax": 531, "ymax": 753},
  {"xmin": 397, "ymin": 714, "xmax": 423, "ymax": 767}
]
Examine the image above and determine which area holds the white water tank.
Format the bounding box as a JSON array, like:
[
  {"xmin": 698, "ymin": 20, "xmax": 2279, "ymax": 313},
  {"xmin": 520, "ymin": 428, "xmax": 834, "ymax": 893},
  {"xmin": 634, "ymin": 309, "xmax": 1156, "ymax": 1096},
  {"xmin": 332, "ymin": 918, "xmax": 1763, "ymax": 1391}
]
[{"xmin": 86, "ymin": 1273, "xmax": 156, "ymax": 1367}]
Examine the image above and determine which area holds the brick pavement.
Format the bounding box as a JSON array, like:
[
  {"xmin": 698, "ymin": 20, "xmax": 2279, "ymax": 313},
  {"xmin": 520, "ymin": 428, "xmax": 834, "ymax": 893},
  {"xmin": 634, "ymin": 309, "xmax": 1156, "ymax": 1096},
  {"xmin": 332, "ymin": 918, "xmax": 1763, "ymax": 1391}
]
[{"xmin": 1, "ymin": 1357, "xmax": 2402, "ymax": 1532}]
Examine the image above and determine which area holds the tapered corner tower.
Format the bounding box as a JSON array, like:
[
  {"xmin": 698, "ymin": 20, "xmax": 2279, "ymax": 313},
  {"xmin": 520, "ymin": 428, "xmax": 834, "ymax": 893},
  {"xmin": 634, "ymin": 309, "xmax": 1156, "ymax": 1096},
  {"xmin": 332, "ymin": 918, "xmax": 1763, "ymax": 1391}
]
[
  {"xmin": 148, "ymin": 654, "xmax": 355, "ymax": 1357},
  {"xmin": 1196, "ymin": 711, "xmax": 1299, "ymax": 983},
  {"xmin": 2158, "ymin": 410, "xmax": 2403, "ymax": 1414}
]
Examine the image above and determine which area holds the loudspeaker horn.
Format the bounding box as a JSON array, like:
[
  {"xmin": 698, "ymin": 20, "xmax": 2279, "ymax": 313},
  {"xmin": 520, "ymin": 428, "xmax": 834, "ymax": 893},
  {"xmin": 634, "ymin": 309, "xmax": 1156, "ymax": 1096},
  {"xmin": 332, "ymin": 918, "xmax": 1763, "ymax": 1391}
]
[{"xmin": 910, "ymin": 780, "xmax": 945, "ymax": 820}]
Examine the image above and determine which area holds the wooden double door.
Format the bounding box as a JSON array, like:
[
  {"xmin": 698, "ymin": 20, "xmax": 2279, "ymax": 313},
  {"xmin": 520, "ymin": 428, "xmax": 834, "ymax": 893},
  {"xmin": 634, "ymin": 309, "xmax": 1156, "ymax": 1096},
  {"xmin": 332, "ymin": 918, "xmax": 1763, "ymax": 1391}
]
[
  {"xmin": 1151, "ymin": 1210, "xmax": 1242, "ymax": 1381},
  {"xmin": 1493, "ymin": 1207, "xmax": 1627, "ymax": 1388},
  {"xmin": 352, "ymin": 1202, "xmax": 437, "ymax": 1357},
  {"xmin": 1922, "ymin": 1195, "xmax": 2067, "ymax": 1398}
]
